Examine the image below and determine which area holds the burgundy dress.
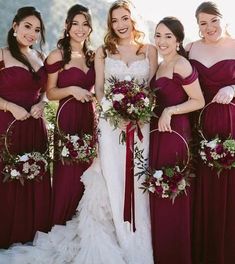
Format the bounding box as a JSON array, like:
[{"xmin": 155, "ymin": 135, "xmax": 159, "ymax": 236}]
[
  {"xmin": 149, "ymin": 68, "xmax": 198, "ymax": 264},
  {"xmin": 0, "ymin": 63, "xmax": 51, "ymax": 248},
  {"xmin": 190, "ymin": 59, "xmax": 235, "ymax": 264},
  {"xmin": 45, "ymin": 61, "xmax": 96, "ymax": 225}
]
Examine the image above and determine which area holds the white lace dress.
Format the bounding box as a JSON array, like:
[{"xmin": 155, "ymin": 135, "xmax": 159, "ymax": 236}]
[{"xmin": 0, "ymin": 56, "xmax": 154, "ymax": 264}]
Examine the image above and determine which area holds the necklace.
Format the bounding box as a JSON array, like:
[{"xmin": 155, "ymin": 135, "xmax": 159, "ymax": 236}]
[{"xmin": 71, "ymin": 51, "xmax": 83, "ymax": 58}]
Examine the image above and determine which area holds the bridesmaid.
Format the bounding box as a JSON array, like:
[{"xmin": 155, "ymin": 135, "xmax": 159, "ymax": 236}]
[
  {"xmin": 149, "ymin": 17, "xmax": 204, "ymax": 263},
  {"xmin": 186, "ymin": 2, "xmax": 235, "ymax": 263},
  {"xmin": 46, "ymin": 4, "xmax": 96, "ymax": 225},
  {"xmin": 0, "ymin": 6, "xmax": 51, "ymax": 248}
]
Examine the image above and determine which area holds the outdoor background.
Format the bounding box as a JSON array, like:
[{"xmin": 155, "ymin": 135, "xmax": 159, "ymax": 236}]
[{"xmin": 0, "ymin": 0, "xmax": 234, "ymax": 55}]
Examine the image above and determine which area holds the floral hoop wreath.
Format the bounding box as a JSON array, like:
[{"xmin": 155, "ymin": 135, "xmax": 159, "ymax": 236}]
[
  {"xmin": 135, "ymin": 129, "xmax": 191, "ymax": 202},
  {"xmin": 56, "ymin": 97, "xmax": 97, "ymax": 164},
  {"xmin": 2, "ymin": 117, "xmax": 49, "ymax": 185},
  {"xmin": 198, "ymin": 101, "xmax": 235, "ymax": 174}
]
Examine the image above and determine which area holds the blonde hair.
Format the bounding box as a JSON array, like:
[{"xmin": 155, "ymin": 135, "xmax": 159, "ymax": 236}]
[{"xmin": 104, "ymin": 0, "xmax": 145, "ymax": 55}]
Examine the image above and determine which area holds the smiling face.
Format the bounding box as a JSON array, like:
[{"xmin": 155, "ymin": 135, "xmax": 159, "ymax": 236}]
[
  {"xmin": 111, "ymin": 7, "xmax": 133, "ymax": 40},
  {"xmin": 154, "ymin": 23, "xmax": 178, "ymax": 57},
  {"xmin": 68, "ymin": 13, "xmax": 91, "ymax": 44},
  {"xmin": 13, "ymin": 15, "xmax": 41, "ymax": 47},
  {"xmin": 198, "ymin": 12, "xmax": 223, "ymax": 43}
]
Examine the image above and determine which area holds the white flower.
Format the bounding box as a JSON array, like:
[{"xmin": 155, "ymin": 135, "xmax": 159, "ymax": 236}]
[
  {"xmin": 143, "ymin": 97, "xmax": 149, "ymax": 106},
  {"xmin": 10, "ymin": 169, "xmax": 20, "ymax": 178},
  {"xmin": 153, "ymin": 170, "xmax": 163, "ymax": 179},
  {"xmin": 178, "ymin": 179, "xmax": 186, "ymax": 190},
  {"xmin": 61, "ymin": 146, "xmax": 69, "ymax": 157},
  {"xmin": 148, "ymin": 186, "xmax": 156, "ymax": 193},
  {"xmin": 102, "ymin": 99, "xmax": 113, "ymax": 112},
  {"xmin": 206, "ymin": 139, "xmax": 218, "ymax": 149},
  {"xmin": 124, "ymin": 75, "xmax": 132, "ymax": 81},
  {"xmin": 23, "ymin": 162, "xmax": 30, "ymax": 173},
  {"xmin": 19, "ymin": 154, "xmax": 29, "ymax": 162},
  {"xmin": 127, "ymin": 104, "xmax": 135, "ymax": 114},
  {"xmin": 113, "ymin": 94, "xmax": 124, "ymax": 101},
  {"xmin": 70, "ymin": 135, "xmax": 80, "ymax": 143}
]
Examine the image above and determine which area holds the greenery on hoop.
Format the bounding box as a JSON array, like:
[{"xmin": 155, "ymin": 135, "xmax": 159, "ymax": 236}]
[
  {"xmin": 55, "ymin": 97, "xmax": 98, "ymax": 165},
  {"xmin": 135, "ymin": 129, "xmax": 192, "ymax": 202},
  {"xmin": 198, "ymin": 101, "xmax": 235, "ymax": 176},
  {"xmin": 0, "ymin": 118, "xmax": 50, "ymax": 185}
]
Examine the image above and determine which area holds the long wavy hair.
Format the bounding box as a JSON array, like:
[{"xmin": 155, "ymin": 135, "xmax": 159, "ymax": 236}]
[
  {"xmin": 7, "ymin": 6, "xmax": 45, "ymax": 79},
  {"xmin": 57, "ymin": 4, "xmax": 94, "ymax": 67},
  {"xmin": 103, "ymin": 0, "xmax": 145, "ymax": 55},
  {"xmin": 156, "ymin": 16, "xmax": 188, "ymax": 59}
]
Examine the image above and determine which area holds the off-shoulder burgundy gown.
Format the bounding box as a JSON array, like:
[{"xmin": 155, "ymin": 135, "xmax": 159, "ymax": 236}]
[
  {"xmin": 190, "ymin": 59, "xmax": 235, "ymax": 264},
  {"xmin": 0, "ymin": 62, "xmax": 51, "ymax": 248},
  {"xmin": 149, "ymin": 68, "xmax": 198, "ymax": 264},
  {"xmin": 45, "ymin": 61, "xmax": 95, "ymax": 225}
]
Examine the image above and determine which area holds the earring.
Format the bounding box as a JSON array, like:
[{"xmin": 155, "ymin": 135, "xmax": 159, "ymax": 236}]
[
  {"xmin": 64, "ymin": 30, "xmax": 69, "ymax": 37},
  {"xmin": 35, "ymin": 39, "xmax": 38, "ymax": 44},
  {"xmin": 176, "ymin": 44, "xmax": 180, "ymax": 51},
  {"xmin": 199, "ymin": 30, "xmax": 204, "ymax": 38},
  {"xmin": 13, "ymin": 31, "xmax": 17, "ymax": 37}
]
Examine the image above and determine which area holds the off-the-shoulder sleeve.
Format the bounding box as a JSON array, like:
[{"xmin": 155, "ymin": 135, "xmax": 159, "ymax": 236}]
[
  {"xmin": 181, "ymin": 66, "xmax": 198, "ymax": 85},
  {"xmin": 44, "ymin": 59, "xmax": 63, "ymax": 74}
]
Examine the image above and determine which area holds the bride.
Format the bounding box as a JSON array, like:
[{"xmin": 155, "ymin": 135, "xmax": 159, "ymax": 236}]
[{"xmin": 0, "ymin": 1, "xmax": 157, "ymax": 263}]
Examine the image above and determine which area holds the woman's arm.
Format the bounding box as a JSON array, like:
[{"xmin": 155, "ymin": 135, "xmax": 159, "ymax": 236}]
[
  {"xmin": 94, "ymin": 47, "xmax": 105, "ymax": 103},
  {"xmin": 146, "ymin": 44, "xmax": 158, "ymax": 82},
  {"xmin": 0, "ymin": 96, "xmax": 31, "ymax": 120},
  {"xmin": 158, "ymin": 58, "xmax": 205, "ymax": 132}
]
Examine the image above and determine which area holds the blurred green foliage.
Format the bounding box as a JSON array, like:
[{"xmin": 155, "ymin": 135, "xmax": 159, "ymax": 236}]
[
  {"xmin": 0, "ymin": 0, "xmax": 110, "ymax": 54},
  {"xmin": 0, "ymin": 0, "xmax": 155, "ymax": 54}
]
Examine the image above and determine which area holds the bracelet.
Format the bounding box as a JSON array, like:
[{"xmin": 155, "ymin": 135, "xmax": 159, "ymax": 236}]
[
  {"xmin": 3, "ymin": 102, "xmax": 8, "ymax": 112},
  {"xmin": 174, "ymin": 105, "xmax": 180, "ymax": 114}
]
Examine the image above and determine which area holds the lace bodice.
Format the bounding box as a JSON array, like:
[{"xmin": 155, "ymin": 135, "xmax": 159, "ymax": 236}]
[{"xmin": 104, "ymin": 57, "xmax": 150, "ymax": 87}]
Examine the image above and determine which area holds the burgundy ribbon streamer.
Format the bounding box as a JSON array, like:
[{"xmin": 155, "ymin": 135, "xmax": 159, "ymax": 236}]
[{"xmin": 124, "ymin": 122, "xmax": 143, "ymax": 232}]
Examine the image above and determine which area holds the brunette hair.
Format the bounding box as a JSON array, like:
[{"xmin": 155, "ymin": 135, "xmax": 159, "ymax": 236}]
[
  {"xmin": 7, "ymin": 6, "xmax": 45, "ymax": 79},
  {"xmin": 57, "ymin": 4, "xmax": 94, "ymax": 67},
  {"xmin": 156, "ymin": 16, "xmax": 188, "ymax": 58}
]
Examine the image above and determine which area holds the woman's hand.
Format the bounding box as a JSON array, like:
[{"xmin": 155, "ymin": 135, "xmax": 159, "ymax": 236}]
[
  {"xmin": 118, "ymin": 120, "xmax": 130, "ymax": 131},
  {"xmin": 30, "ymin": 101, "xmax": 45, "ymax": 119},
  {"xmin": 7, "ymin": 103, "xmax": 31, "ymax": 121},
  {"xmin": 158, "ymin": 108, "xmax": 173, "ymax": 132},
  {"xmin": 212, "ymin": 86, "xmax": 234, "ymax": 104},
  {"xmin": 70, "ymin": 86, "xmax": 93, "ymax": 103}
]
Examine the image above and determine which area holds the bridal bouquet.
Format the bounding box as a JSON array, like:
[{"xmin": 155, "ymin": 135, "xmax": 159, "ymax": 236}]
[
  {"xmin": 101, "ymin": 76, "xmax": 155, "ymax": 129},
  {"xmin": 2, "ymin": 151, "xmax": 48, "ymax": 185},
  {"xmin": 199, "ymin": 136, "xmax": 235, "ymax": 175},
  {"xmin": 57, "ymin": 133, "xmax": 97, "ymax": 165}
]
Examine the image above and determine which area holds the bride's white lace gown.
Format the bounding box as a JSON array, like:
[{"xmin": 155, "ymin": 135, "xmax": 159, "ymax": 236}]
[{"xmin": 0, "ymin": 55, "xmax": 154, "ymax": 264}]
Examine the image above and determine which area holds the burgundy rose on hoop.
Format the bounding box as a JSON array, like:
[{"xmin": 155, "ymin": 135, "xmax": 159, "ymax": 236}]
[
  {"xmin": 0, "ymin": 118, "xmax": 49, "ymax": 185},
  {"xmin": 198, "ymin": 101, "xmax": 235, "ymax": 175},
  {"xmin": 56, "ymin": 97, "xmax": 98, "ymax": 165},
  {"xmin": 135, "ymin": 129, "xmax": 191, "ymax": 202}
]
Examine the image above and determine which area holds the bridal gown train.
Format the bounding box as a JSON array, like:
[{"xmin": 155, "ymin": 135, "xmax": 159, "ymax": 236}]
[{"xmin": 0, "ymin": 54, "xmax": 154, "ymax": 264}]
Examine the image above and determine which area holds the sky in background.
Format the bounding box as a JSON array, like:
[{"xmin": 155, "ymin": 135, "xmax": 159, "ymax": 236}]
[{"xmin": 106, "ymin": 0, "xmax": 235, "ymax": 44}]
